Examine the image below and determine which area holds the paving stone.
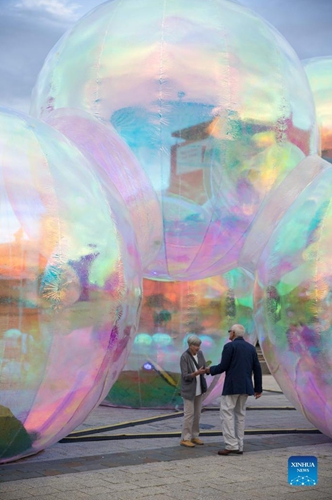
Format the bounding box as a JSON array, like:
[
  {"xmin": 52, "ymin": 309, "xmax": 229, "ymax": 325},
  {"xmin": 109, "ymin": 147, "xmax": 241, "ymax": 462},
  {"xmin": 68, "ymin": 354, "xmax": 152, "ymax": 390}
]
[
  {"xmin": 0, "ymin": 490, "xmax": 33, "ymax": 500},
  {"xmin": 101, "ymin": 482, "xmax": 137, "ymax": 492}
]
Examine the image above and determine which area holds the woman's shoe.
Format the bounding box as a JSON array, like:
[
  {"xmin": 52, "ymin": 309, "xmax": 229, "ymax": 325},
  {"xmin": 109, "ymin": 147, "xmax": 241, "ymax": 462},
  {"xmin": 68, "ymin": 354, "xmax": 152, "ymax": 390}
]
[
  {"xmin": 180, "ymin": 440, "xmax": 195, "ymax": 447},
  {"xmin": 191, "ymin": 438, "xmax": 204, "ymax": 445}
]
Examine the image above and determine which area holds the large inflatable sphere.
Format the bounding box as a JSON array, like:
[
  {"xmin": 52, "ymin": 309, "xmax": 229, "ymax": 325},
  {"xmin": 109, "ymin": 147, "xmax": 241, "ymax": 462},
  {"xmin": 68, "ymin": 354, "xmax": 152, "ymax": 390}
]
[
  {"xmin": 105, "ymin": 268, "xmax": 256, "ymax": 408},
  {"xmin": 45, "ymin": 108, "xmax": 163, "ymax": 269},
  {"xmin": 0, "ymin": 108, "xmax": 142, "ymax": 463},
  {"xmin": 254, "ymin": 156, "xmax": 332, "ymax": 438},
  {"xmin": 238, "ymin": 155, "xmax": 327, "ymax": 273},
  {"xmin": 31, "ymin": 0, "xmax": 318, "ymax": 281},
  {"xmin": 303, "ymin": 57, "xmax": 332, "ymax": 162}
]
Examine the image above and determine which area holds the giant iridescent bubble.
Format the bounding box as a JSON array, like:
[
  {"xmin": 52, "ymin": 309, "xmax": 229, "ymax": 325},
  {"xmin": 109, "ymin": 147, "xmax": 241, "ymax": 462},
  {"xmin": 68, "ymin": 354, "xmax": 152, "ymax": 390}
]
[
  {"xmin": 106, "ymin": 268, "xmax": 256, "ymax": 408},
  {"xmin": 0, "ymin": 108, "xmax": 142, "ymax": 463},
  {"xmin": 303, "ymin": 56, "xmax": 332, "ymax": 162},
  {"xmin": 254, "ymin": 156, "xmax": 332, "ymax": 438},
  {"xmin": 30, "ymin": 0, "xmax": 318, "ymax": 281},
  {"xmin": 45, "ymin": 108, "xmax": 163, "ymax": 269}
]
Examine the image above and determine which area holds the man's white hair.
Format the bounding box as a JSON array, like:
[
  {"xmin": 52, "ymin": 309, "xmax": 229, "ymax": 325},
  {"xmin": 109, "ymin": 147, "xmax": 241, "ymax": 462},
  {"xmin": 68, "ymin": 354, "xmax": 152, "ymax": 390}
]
[{"xmin": 231, "ymin": 324, "xmax": 245, "ymax": 337}]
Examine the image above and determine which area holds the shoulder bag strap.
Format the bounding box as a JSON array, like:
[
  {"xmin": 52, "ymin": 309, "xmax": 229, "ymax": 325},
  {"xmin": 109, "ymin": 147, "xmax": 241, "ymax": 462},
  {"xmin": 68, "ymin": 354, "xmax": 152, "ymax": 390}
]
[{"xmin": 188, "ymin": 351, "xmax": 200, "ymax": 369}]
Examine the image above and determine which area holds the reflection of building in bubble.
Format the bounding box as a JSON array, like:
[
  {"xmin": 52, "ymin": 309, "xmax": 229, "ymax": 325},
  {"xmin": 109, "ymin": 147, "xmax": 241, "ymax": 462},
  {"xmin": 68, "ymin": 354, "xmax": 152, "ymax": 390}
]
[
  {"xmin": 169, "ymin": 115, "xmax": 312, "ymax": 208},
  {"xmin": 0, "ymin": 232, "xmax": 48, "ymax": 387}
]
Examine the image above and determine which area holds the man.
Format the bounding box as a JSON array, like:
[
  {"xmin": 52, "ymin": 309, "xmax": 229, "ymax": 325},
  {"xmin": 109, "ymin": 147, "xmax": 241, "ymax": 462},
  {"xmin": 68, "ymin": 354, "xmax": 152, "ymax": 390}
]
[{"xmin": 206, "ymin": 324, "xmax": 262, "ymax": 455}]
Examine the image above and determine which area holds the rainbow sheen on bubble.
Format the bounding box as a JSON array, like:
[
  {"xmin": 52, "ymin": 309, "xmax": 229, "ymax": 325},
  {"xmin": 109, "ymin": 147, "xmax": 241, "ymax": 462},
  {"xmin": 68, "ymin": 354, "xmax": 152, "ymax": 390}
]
[
  {"xmin": 254, "ymin": 156, "xmax": 332, "ymax": 438},
  {"xmin": 45, "ymin": 108, "xmax": 163, "ymax": 269},
  {"xmin": 303, "ymin": 56, "xmax": 332, "ymax": 162},
  {"xmin": 106, "ymin": 268, "xmax": 256, "ymax": 408},
  {"xmin": 0, "ymin": 108, "xmax": 142, "ymax": 463},
  {"xmin": 30, "ymin": 0, "xmax": 318, "ymax": 281}
]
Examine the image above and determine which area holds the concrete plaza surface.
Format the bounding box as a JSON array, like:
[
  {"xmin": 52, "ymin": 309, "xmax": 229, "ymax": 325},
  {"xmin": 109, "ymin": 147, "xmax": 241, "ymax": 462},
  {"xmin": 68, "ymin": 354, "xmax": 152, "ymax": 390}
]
[{"xmin": 0, "ymin": 375, "xmax": 331, "ymax": 500}]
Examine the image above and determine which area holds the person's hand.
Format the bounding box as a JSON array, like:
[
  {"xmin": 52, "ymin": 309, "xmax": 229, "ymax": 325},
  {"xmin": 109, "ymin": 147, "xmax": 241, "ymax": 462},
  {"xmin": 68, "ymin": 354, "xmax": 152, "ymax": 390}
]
[
  {"xmin": 255, "ymin": 392, "xmax": 262, "ymax": 399},
  {"xmin": 197, "ymin": 367, "xmax": 205, "ymax": 375},
  {"xmin": 205, "ymin": 367, "xmax": 210, "ymax": 375}
]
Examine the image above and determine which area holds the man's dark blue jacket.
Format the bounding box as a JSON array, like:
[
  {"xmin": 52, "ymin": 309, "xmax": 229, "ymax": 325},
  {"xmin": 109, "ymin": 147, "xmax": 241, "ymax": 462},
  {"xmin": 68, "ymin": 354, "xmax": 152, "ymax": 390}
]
[{"xmin": 210, "ymin": 337, "xmax": 262, "ymax": 395}]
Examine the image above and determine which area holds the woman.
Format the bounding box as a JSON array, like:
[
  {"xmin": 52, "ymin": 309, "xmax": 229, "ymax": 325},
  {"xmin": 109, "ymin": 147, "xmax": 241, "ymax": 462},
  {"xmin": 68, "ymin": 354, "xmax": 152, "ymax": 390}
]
[{"xmin": 180, "ymin": 335, "xmax": 207, "ymax": 447}]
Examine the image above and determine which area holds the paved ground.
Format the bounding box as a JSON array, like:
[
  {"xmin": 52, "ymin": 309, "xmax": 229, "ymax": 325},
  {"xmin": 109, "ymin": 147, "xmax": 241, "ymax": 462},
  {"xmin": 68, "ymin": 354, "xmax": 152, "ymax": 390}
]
[{"xmin": 0, "ymin": 375, "xmax": 331, "ymax": 499}]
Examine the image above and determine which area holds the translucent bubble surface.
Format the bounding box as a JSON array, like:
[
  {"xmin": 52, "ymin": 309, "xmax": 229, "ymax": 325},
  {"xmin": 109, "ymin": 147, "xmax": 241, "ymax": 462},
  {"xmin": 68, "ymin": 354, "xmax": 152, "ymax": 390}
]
[
  {"xmin": 45, "ymin": 108, "xmax": 163, "ymax": 269},
  {"xmin": 303, "ymin": 56, "xmax": 332, "ymax": 162},
  {"xmin": 0, "ymin": 108, "xmax": 142, "ymax": 463},
  {"xmin": 30, "ymin": 0, "xmax": 318, "ymax": 280},
  {"xmin": 106, "ymin": 268, "xmax": 256, "ymax": 408},
  {"xmin": 254, "ymin": 157, "xmax": 332, "ymax": 438}
]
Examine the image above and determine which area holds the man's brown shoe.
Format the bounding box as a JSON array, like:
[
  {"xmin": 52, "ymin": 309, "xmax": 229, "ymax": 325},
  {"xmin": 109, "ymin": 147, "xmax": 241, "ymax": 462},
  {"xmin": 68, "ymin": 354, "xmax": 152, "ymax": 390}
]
[
  {"xmin": 218, "ymin": 449, "xmax": 243, "ymax": 455},
  {"xmin": 191, "ymin": 438, "xmax": 204, "ymax": 445},
  {"xmin": 180, "ymin": 440, "xmax": 195, "ymax": 447}
]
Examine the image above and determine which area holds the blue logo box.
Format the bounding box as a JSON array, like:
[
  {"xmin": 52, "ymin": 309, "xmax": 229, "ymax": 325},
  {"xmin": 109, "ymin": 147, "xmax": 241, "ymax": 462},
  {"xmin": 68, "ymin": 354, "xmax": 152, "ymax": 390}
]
[{"xmin": 288, "ymin": 456, "xmax": 318, "ymax": 486}]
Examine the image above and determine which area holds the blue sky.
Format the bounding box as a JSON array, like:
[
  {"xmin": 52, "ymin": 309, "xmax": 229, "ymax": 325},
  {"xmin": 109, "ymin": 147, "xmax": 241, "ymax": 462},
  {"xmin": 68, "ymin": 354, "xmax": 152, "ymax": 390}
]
[{"xmin": 1, "ymin": 0, "xmax": 332, "ymax": 113}]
